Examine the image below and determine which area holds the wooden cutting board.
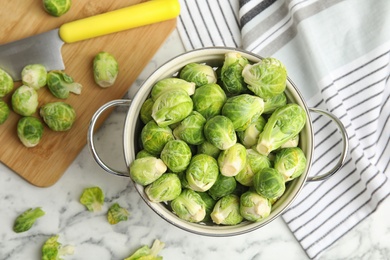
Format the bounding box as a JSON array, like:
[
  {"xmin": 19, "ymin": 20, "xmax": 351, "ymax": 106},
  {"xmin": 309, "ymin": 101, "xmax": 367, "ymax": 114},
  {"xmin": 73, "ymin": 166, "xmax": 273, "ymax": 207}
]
[{"xmin": 0, "ymin": 0, "xmax": 177, "ymax": 187}]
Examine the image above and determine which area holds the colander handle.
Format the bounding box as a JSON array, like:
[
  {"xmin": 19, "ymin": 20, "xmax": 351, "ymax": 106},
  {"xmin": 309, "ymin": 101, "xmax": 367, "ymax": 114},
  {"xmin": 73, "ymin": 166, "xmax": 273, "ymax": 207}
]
[
  {"xmin": 306, "ymin": 108, "xmax": 349, "ymax": 182},
  {"xmin": 87, "ymin": 99, "xmax": 132, "ymax": 177}
]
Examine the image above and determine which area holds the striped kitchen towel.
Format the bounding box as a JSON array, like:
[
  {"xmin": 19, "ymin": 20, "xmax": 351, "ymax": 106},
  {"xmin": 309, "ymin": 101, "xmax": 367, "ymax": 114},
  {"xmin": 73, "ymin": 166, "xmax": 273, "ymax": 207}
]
[{"xmin": 177, "ymin": 0, "xmax": 390, "ymax": 258}]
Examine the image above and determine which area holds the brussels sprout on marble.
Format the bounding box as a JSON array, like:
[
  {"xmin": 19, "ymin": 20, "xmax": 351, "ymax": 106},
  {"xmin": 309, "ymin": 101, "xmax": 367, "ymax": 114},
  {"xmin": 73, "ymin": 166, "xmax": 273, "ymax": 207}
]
[
  {"xmin": 160, "ymin": 140, "xmax": 192, "ymax": 173},
  {"xmin": 40, "ymin": 102, "xmax": 76, "ymax": 131},
  {"xmin": 242, "ymin": 57, "xmax": 287, "ymax": 99},
  {"xmin": 41, "ymin": 235, "xmax": 74, "ymax": 260},
  {"xmin": 253, "ymin": 167, "xmax": 285, "ymax": 199},
  {"xmin": 240, "ymin": 191, "xmax": 271, "ymax": 222},
  {"xmin": 220, "ymin": 52, "xmax": 249, "ymax": 95},
  {"xmin": 145, "ymin": 173, "xmax": 182, "ymax": 202},
  {"xmin": 218, "ymin": 143, "xmax": 247, "ymax": 177},
  {"xmin": 179, "ymin": 62, "xmax": 217, "ymax": 87},
  {"xmin": 210, "ymin": 194, "xmax": 243, "ymax": 225},
  {"xmin": 13, "ymin": 207, "xmax": 45, "ymax": 233},
  {"xmin": 124, "ymin": 239, "xmax": 165, "ymax": 260},
  {"xmin": 186, "ymin": 154, "xmax": 219, "ymax": 192},
  {"xmin": 43, "ymin": 0, "xmax": 71, "ymax": 17},
  {"xmin": 191, "ymin": 83, "xmax": 227, "ymax": 119},
  {"xmin": 141, "ymin": 120, "xmax": 174, "ymax": 155},
  {"xmin": 151, "ymin": 78, "xmax": 196, "ymax": 101},
  {"xmin": 0, "ymin": 100, "xmax": 10, "ymax": 124},
  {"xmin": 93, "ymin": 51, "xmax": 119, "ymax": 88},
  {"xmin": 21, "ymin": 64, "xmax": 47, "ymax": 90},
  {"xmin": 204, "ymin": 115, "xmax": 237, "ymax": 150},
  {"xmin": 107, "ymin": 203, "xmax": 129, "ymax": 225},
  {"xmin": 12, "ymin": 85, "xmax": 38, "ymax": 116},
  {"xmin": 236, "ymin": 115, "xmax": 266, "ymax": 148},
  {"xmin": 129, "ymin": 157, "xmax": 167, "ymax": 186},
  {"xmin": 79, "ymin": 186, "xmax": 104, "ymax": 212},
  {"xmin": 17, "ymin": 116, "xmax": 44, "ymax": 147},
  {"xmin": 208, "ymin": 174, "xmax": 237, "ymax": 201},
  {"xmin": 0, "ymin": 68, "xmax": 14, "ymax": 97},
  {"xmin": 274, "ymin": 147, "xmax": 307, "ymax": 182},
  {"xmin": 173, "ymin": 111, "xmax": 206, "ymax": 145},
  {"xmin": 171, "ymin": 188, "xmax": 206, "ymax": 223},
  {"xmin": 47, "ymin": 70, "xmax": 82, "ymax": 99}
]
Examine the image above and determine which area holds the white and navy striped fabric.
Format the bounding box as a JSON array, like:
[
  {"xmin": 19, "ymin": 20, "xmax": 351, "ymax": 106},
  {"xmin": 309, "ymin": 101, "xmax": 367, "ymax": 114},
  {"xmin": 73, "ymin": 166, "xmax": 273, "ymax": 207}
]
[{"xmin": 177, "ymin": 0, "xmax": 390, "ymax": 258}]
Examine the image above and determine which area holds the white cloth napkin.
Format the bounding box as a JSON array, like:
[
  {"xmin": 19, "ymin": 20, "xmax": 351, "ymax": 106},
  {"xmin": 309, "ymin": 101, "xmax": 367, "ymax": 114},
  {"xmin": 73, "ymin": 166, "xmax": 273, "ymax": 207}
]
[{"xmin": 177, "ymin": 0, "xmax": 390, "ymax": 258}]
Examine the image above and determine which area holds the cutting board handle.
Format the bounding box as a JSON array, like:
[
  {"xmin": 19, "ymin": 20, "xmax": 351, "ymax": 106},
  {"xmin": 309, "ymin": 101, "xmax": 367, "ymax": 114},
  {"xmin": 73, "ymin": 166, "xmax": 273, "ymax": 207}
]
[{"xmin": 59, "ymin": 0, "xmax": 180, "ymax": 43}]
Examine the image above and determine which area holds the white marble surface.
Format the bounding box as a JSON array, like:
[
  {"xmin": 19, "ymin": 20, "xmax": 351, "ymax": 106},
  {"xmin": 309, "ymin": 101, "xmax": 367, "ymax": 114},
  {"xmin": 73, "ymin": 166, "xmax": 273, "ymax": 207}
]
[{"xmin": 1, "ymin": 29, "xmax": 389, "ymax": 260}]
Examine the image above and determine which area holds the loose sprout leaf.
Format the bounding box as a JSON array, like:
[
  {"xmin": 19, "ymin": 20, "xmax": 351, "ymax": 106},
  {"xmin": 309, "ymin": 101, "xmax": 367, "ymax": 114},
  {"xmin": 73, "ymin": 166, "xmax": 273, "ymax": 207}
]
[
  {"xmin": 79, "ymin": 187, "xmax": 104, "ymax": 212},
  {"xmin": 41, "ymin": 235, "xmax": 74, "ymax": 260},
  {"xmin": 13, "ymin": 207, "xmax": 45, "ymax": 233},
  {"xmin": 124, "ymin": 239, "xmax": 165, "ymax": 260},
  {"xmin": 107, "ymin": 203, "xmax": 130, "ymax": 225}
]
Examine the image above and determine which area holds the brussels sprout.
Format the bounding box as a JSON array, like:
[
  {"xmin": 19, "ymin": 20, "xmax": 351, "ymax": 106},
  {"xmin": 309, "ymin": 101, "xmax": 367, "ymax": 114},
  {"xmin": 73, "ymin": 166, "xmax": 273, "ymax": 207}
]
[
  {"xmin": 46, "ymin": 70, "xmax": 82, "ymax": 99},
  {"xmin": 151, "ymin": 78, "xmax": 196, "ymax": 101},
  {"xmin": 204, "ymin": 115, "xmax": 237, "ymax": 150},
  {"xmin": 151, "ymin": 89, "xmax": 193, "ymax": 127},
  {"xmin": 145, "ymin": 173, "xmax": 182, "ymax": 202},
  {"xmin": 218, "ymin": 143, "xmax": 247, "ymax": 177},
  {"xmin": 107, "ymin": 203, "xmax": 129, "ymax": 225},
  {"xmin": 263, "ymin": 92, "xmax": 287, "ymax": 114},
  {"xmin": 0, "ymin": 68, "xmax": 14, "ymax": 97},
  {"xmin": 274, "ymin": 147, "xmax": 307, "ymax": 181},
  {"xmin": 253, "ymin": 167, "xmax": 285, "ymax": 199},
  {"xmin": 135, "ymin": 149, "xmax": 154, "ymax": 159},
  {"xmin": 41, "ymin": 235, "xmax": 74, "ymax": 260},
  {"xmin": 235, "ymin": 149, "xmax": 271, "ymax": 186},
  {"xmin": 242, "ymin": 57, "xmax": 287, "ymax": 99},
  {"xmin": 129, "ymin": 157, "xmax": 167, "ymax": 186},
  {"xmin": 124, "ymin": 239, "xmax": 165, "ymax": 260},
  {"xmin": 173, "ymin": 111, "xmax": 206, "ymax": 145},
  {"xmin": 236, "ymin": 115, "xmax": 266, "ymax": 148},
  {"xmin": 12, "ymin": 85, "xmax": 38, "ymax": 116},
  {"xmin": 43, "ymin": 0, "xmax": 71, "ymax": 17},
  {"xmin": 179, "ymin": 62, "xmax": 217, "ymax": 87},
  {"xmin": 40, "ymin": 102, "xmax": 76, "ymax": 131},
  {"xmin": 196, "ymin": 141, "xmax": 221, "ymax": 159},
  {"xmin": 192, "ymin": 83, "xmax": 227, "ymax": 119},
  {"xmin": 171, "ymin": 188, "xmax": 206, "ymax": 223},
  {"xmin": 160, "ymin": 140, "xmax": 192, "ymax": 172},
  {"xmin": 0, "ymin": 100, "xmax": 10, "ymax": 124},
  {"xmin": 240, "ymin": 191, "xmax": 271, "ymax": 222},
  {"xmin": 93, "ymin": 51, "xmax": 119, "ymax": 88},
  {"xmin": 17, "ymin": 117, "xmax": 44, "ymax": 147},
  {"xmin": 186, "ymin": 154, "xmax": 219, "ymax": 192},
  {"xmin": 280, "ymin": 134, "xmax": 300, "ymax": 148},
  {"xmin": 141, "ymin": 121, "xmax": 174, "ymax": 155},
  {"xmin": 256, "ymin": 104, "xmax": 306, "ymax": 155},
  {"xmin": 208, "ymin": 174, "xmax": 237, "ymax": 200},
  {"xmin": 177, "ymin": 171, "xmax": 191, "ymax": 189},
  {"xmin": 210, "ymin": 194, "xmax": 243, "ymax": 225},
  {"xmin": 21, "ymin": 64, "xmax": 47, "ymax": 90},
  {"xmin": 220, "ymin": 52, "xmax": 249, "ymax": 95},
  {"xmin": 140, "ymin": 98, "xmax": 154, "ymax": 124},
  {"xmin": 13, "ymin": 207, "xmax": 45, "ymax": 233},
  {"xmin": 79, "ymin": 186, "xmax": 104, "ymax": 212},
  {"xmin": 197, "ymin": 191, "xmax": 217, "ymax": 222},
  {"xmin": 221, "ymin": 94, "xmax": 264, "ymax": 131}
]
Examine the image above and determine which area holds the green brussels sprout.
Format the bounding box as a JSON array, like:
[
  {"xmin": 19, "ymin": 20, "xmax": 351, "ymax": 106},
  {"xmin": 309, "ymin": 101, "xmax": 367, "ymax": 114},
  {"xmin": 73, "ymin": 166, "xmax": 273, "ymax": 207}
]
[
  {"xmin": 263, "ymin": 92, "xmax": 287, "ymax": 114},
  {"xmin": 135, "ymin": 149, "xmax": 154, "ymax": 159},
  {"xmin": 107, "ymin": 203, "xmax": 129, "ymax": 225},
  {"xmin": 145, "ymin": 173, "xmax": 182, "ymax": 202},
  {"xmin": 171, "ymin": 188, "xmax": 206, "ymax": 223},
  {"xmin": 0, "ymin": 68, "xmax": 14, "ymax": 98},
  {"xmin": 204, "ymin": 115, "xmax": 237, "ymax": 150},
  {"xmin": 141, "ymin": 120, "xmax": 174, "ymax": 155},
  {"xmin": 151, "ymin": 77, "xmax": 196, "ymax": 101},
  {"xmin": 196, "ymin": 141, "xmax": 221, "ymax": 159},
  {"xmin": 280, "ymin": 134, "xmax": 300, "ymax": 148},
  {"xmin": 220, "ymin": 52, "xmax": 249, "ymax": 95},
  {"xmin": 210, "ymin": 194, "xmax": 243, "ymax": 225},
  {"xmin": 177, "ymin": 171, "xmax": 191, "ymax": 189},
  {"xmin": 217, "ymin": 143, "xmax": 247, "ymax": 177},
  {"xmin": 235, "ymin": 149, "xmax": 271, "ymax": 186},
  {"xmin": 242, "ymin": 57, "xmax": 287, "ymax": 99},
  {"xmin": 41, "ymin": 235, "xmax": 74, "ymax": 260},
  {"xmin": 186, "ymin": 154, "xmax": 219, "ymax": 192},
  {"xmin": 253, "ymin": 167, "xmax": 285, "ymax": 199},
  {"xmin": 236, "ymin": 115, "xmax": 266, "ymax": 148},
  {"xmin": 208, "ymin": 174, "xmax": 237, "ymax": 200},
  {"xmin": 46, "ymin": 70, "xmax": 82, "ymax": 99},
  {"xmin": 197, "ymin": 191, "xmax": 217, "ymax": 222},
  {"xmin": 43, "ymin": 0, "xmax": 71, "ymax": 17},
  {"xmin": 256, "ymin": 104, "xmax": 306, "ymax": 155},
  {"xmin": 221, "ymin": 94, "xmax": 264, "ymax": 131},
  {"xmin": 274, "ymin": 147, "xmax": 307, "ymax": 182},
  {"xmin": 192, "ymin": 83, "xmax": 227, "ymax": 119},
  {"xmin": 17, "ymin": 117, "xmax": 44, "ymax": 147},
  {"xmin": 151, "ymin": 89, "xmax": 193, "ymax": 127},
  {"xmin": 79, "ymin": 186, "xmax": 104, "ymax": 212},
  {"xmin": 40, "ymin": 102, "xmax": 76, "ymax": 131},
  {"xmin": 129, "ymin": 157, "xmax": 167, "ymax": 186},
  {"xmin": 124, "ymin": 239, "xmax": 165, "ymax": 260},
  {"xmin": 0, "ymin": 100, "xmax": 10, "ymax": 124},
  {"xmin": 173, "ymin": 111, "xmax": 206, "ymax": 145},
  {"xmin": 93, "ymin": 51, "xmax": 119, "ymax": 88},
  {"xmin": 140, "ymin": 98, "xmax": 154, "ymax": 124},
  {"xmin": 12, "ymin": 85, "xmax": 38, "ymax": 116},
  {"xmin": 179, "ymin": 62, "xmax": 217, "ymax": 87},
  {"xmin": 21, "ymin": 64, "xmax": 47, "ymax": 90},
  {"xmin": 240, "ymin": 191, "xmax": 271, "ymax": 222},
  {"xmin": 160, "ymin": 140, "xmax": 192, "ymax": 172},
  {"xmin": 13, "ymin": 207, "xmax": 45, "ymax": 233}
]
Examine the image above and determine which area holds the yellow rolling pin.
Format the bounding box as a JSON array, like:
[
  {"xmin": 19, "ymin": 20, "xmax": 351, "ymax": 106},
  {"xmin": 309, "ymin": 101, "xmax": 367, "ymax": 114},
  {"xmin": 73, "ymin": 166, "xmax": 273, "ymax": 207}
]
[{"xmin": 59, "ymin": 0, "xmax": 181, "ymax": 43}]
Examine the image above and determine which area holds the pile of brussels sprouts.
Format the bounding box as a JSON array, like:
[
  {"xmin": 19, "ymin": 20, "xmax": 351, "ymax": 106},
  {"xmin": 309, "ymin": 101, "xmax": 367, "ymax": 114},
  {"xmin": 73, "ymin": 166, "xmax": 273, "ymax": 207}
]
[{"xmin": 130, "ymin": 52, "xmax": 308, "ymax": 226}]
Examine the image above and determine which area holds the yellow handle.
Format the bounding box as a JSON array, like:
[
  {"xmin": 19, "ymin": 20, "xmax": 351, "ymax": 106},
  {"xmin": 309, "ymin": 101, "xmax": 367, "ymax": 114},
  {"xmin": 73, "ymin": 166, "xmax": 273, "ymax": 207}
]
[{"xmin": 59, "ymin": 0, "xmax": 180, "ymax": 43}]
